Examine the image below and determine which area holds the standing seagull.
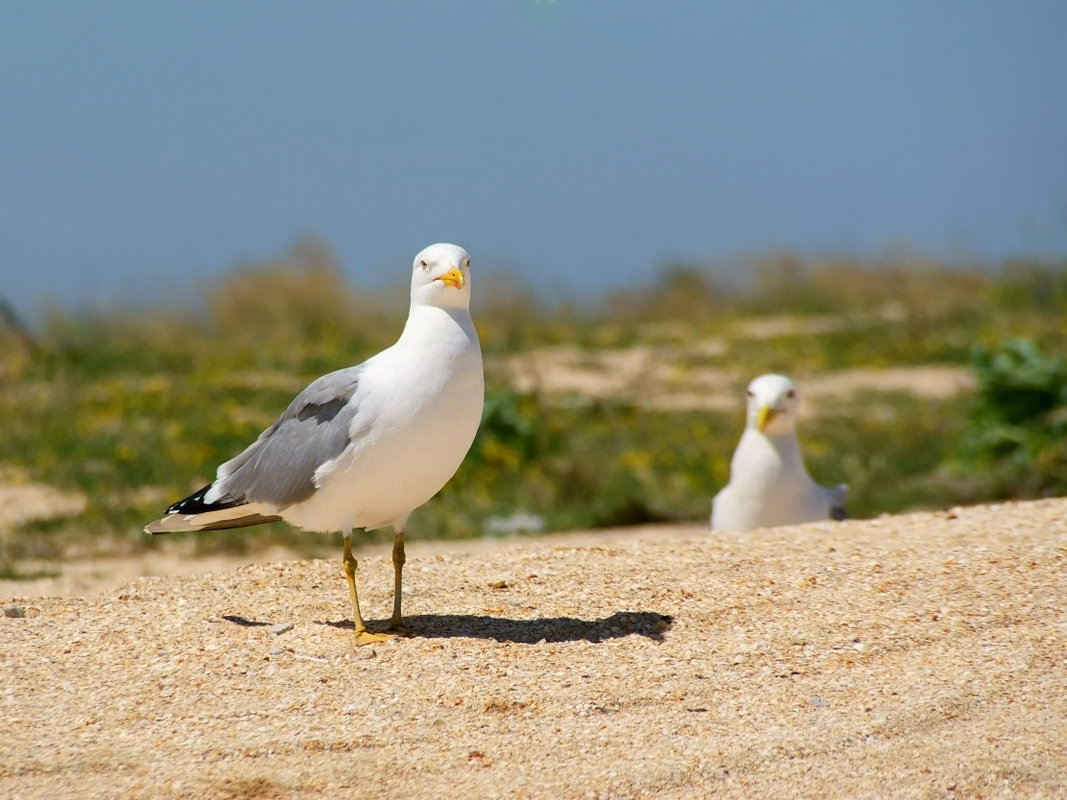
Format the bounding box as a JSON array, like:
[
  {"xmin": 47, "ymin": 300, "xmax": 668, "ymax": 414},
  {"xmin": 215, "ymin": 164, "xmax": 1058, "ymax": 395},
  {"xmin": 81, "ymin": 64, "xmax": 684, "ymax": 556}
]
[
  {"xmin": 711, "ymin": 374, "xmax": 846, "ymax": 532},
  {"xmin": 145, "ymin": 243, "xmax": 484, "ymax": 645}
]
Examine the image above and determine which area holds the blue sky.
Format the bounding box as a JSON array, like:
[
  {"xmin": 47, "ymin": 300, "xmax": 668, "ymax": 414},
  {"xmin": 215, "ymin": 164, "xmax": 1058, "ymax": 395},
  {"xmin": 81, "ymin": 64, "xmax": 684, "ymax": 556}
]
[{"xmin": 2, "ymin": 1, "xmax": 1065, "ymax": 311}]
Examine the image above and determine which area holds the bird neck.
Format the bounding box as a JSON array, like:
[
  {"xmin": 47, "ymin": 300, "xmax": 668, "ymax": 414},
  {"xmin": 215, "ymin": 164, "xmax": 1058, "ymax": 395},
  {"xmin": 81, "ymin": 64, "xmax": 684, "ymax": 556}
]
[
  {"xmin": 398, "ymin": 304, "xmax": 479, "ymax": 351},
  {"xmin": 744, "ymin": 428, "xmax": 805, "ymax": 466}
]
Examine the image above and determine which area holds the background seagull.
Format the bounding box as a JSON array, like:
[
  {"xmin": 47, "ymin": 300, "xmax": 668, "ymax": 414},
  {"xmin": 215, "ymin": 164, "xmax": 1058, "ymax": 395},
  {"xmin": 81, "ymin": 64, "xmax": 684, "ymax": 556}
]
[
  {"xmin": 146, "ymin": 243, "xmax": 484, "ymax": 644},
  {"xmin": 711, "ymin": 373, "xmax": 846, "ymax": 532}
]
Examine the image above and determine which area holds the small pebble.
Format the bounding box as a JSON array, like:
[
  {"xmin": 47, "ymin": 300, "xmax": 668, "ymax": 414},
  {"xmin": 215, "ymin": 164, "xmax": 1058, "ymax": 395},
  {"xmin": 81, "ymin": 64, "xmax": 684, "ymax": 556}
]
[
  {"xmin": 4, "ymin": 605, "xmax": 26, "ymax": 618},
  {"xmin": 268, "ymin": 622, "xmax": 295, "ymax": 636},
  {"xmin": 267, "ymin": 646, "xmax": 286, "ymax": 656},
  {"xmin": 807, "ymin": 695, "xmax": 829, "ymax": 708}
]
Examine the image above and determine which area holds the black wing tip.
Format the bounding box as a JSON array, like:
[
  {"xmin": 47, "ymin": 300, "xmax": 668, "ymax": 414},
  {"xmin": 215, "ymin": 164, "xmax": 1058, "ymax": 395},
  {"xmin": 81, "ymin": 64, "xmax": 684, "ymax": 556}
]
[
  {"xmin": 831, "ymin": 505, "xmax": 848, "ymax": 521},
  {"xmin": 150, "ymin": 484, "xmax": 282, "ymax": 534},
  {"xmin": 166, "ymin": 483, "xmax": 239, "ymax": 515}
]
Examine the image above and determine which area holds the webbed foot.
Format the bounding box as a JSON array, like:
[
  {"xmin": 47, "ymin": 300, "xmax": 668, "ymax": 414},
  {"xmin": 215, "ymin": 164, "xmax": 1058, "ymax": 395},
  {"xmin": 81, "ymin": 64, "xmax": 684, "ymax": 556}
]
[{"xmin": 353, "ymin": 628, "xmax": 393, "ymax": 646}]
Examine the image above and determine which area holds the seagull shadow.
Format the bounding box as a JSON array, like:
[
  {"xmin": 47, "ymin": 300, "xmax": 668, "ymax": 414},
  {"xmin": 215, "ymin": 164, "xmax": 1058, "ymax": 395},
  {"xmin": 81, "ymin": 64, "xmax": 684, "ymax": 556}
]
[
  {"xmin": 317, "ymin": 610, "xmax": 673, "ymax": 644},
  {"xmin": 221, "ymin": 614, "xmax": 270, "ymax": 627}
]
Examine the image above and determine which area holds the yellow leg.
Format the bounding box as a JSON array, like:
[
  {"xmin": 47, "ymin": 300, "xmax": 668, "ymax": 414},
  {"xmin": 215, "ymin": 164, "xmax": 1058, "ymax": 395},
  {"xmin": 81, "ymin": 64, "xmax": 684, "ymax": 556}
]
[
  {"xmin": 342, "ymin": 534, "xmax": 390, "ymax": 646},
  {"xmin": 390, "ymin": 530, "xmax": 410, "ymax": 633}
]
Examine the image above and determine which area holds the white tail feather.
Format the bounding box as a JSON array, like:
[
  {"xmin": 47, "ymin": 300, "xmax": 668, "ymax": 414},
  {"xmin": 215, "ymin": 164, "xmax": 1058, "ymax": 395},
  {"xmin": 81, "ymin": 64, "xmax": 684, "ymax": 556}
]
[{"xmin": 144, "ymin": 502, "xmax": 278, "ymax": 534}]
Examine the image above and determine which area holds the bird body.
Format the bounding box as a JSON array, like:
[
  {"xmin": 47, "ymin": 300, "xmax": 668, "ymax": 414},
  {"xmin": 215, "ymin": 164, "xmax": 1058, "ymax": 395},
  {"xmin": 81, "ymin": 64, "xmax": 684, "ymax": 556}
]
[
  {"xmin": 711, "ymin": 374, "xmax": 845, "ymax": 532},
  {"xmin": 285, "ymin": 308, "xmax": 481, "ymax": 531},
  {"xmin": 146, "ymin": 243, "xmax": 483, "ymax": 643}
]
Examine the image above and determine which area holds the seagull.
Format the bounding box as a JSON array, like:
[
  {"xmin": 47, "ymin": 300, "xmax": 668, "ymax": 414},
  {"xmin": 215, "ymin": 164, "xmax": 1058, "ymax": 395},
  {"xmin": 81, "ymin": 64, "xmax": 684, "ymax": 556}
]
[
  {"xmin": 145, "ymin": 243, "xmax": 484, "ymax": 645},
  {"xmin": 711, "ymin": 374, "xmax": 846, "ymax": 532}
]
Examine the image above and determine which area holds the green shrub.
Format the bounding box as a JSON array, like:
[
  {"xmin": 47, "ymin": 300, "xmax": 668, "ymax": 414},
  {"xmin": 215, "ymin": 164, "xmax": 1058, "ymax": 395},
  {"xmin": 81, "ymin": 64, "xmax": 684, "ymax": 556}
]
[{"xmin": 949, "ymin": 339, "xmax": 1067, "ymax": 497}]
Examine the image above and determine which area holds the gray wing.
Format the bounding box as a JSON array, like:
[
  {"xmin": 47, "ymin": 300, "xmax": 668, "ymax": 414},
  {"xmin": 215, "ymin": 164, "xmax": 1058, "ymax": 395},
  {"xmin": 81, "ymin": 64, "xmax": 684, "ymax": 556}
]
[{"xmin": 211, "ymin": 366, "xmax": 362, "ymax": 509}]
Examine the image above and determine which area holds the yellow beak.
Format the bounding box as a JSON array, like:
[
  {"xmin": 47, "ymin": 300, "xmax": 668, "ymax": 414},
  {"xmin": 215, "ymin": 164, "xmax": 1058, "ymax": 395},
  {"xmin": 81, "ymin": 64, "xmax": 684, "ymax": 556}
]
[
  {"xmin": 757, "ymin": 404, "xmax": 777, "ymax": 432},
  {"xmin": 435, "ymin": 266, "xmax": 465, "ymax": 289}
]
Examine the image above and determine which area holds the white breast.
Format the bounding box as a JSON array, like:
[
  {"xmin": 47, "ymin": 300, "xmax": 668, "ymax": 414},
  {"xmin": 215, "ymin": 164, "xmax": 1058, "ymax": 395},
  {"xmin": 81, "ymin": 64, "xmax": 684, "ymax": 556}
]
[{"xmin": 711, "ymin": 429, "xmax": 830, "ymax": 532}]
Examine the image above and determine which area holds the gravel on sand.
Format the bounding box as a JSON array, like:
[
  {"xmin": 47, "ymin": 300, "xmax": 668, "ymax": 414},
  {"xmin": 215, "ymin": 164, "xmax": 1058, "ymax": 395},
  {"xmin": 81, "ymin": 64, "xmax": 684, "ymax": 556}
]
[{"xmin": 2, "ymin": 498, "xmax": 1065, "ymax": 799}]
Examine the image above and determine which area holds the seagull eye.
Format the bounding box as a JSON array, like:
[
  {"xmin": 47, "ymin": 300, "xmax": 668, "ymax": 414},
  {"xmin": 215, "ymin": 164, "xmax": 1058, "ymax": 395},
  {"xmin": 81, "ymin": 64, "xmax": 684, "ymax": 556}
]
[
  {"xmin": 463, "ymin": 257, "xmax": 471, "ymax": 269},
  {"xmin": 420, "ymin": 259, "xmax": 429, "ymax": 270},
  {"xmin": 786, "ymin": 390, "xmax": 796, "ymax": 399},
  {"xmin": 746, "ymin": 390, "xmax": 755, "ymax": 398}
]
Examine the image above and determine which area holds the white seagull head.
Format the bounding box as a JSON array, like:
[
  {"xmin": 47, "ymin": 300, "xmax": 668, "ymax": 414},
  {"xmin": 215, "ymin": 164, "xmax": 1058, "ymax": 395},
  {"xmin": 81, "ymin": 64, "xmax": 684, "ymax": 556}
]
[
  {"xmin": 410, "ymin": 243, "xmax": 473, "ymax": 310},
  {"xmin": 745, "ymin": 373, "xmax": 800, "ymax": 436}
]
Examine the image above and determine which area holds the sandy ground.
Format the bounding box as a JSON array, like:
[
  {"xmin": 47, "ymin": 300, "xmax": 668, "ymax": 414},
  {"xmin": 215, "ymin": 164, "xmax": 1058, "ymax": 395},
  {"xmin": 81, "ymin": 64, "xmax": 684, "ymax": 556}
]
[
  {"xmin": 1, "ymin": 498, "xmax": 1065, "ymax": 799},
  {"xmin": 499, "ymin": 346, "xmax": 972, "ymax": 413},
  {"xmin": 0, "ymin": 482, "xmax": 86, "ymax": 530}
]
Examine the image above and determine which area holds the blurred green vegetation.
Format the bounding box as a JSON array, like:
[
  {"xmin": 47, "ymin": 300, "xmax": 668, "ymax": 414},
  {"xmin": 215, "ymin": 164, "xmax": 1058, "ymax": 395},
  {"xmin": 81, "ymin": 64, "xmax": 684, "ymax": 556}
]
[
  {"xmin": 945, "ymin": 339, "xmax": 1067, "ymax": 500},
  {"xmin": 1, "ymin": 241, "xmax": 1064, "ymax": 569}
]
